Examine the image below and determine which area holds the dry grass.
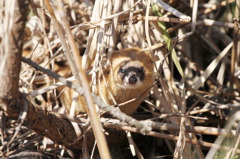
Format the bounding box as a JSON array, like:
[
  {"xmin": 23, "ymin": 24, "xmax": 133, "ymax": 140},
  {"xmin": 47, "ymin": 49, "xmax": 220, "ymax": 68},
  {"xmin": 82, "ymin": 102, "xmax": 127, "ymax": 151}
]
[{"xmin": 1, "ymin": 0, "xmax": 240, "ymax": 158}]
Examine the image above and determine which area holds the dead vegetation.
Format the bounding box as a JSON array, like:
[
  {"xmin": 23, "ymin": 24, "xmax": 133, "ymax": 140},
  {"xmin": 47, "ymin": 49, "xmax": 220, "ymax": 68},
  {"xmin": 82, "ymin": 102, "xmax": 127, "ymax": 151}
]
[{"xmin": 0, "ymin": 0, "xmax": 240, "ymax": 158}]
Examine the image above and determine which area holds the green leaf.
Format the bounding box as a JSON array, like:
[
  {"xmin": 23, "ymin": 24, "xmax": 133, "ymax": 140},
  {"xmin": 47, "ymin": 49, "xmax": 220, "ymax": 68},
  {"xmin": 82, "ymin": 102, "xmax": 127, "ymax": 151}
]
[{"xmin": 151, "ymin": 3, "xmax": 185, "ymax": 79}]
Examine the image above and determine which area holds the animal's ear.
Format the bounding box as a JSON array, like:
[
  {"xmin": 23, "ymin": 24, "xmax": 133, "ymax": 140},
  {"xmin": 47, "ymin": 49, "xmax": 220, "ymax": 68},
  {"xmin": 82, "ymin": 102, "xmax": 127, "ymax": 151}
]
[
  {"xmin": 141, "ymin": 49, "xmax": 156, "ymax": 61},
  {"xmin": 109, "ymin": 50, "xmax": 120, "ymax": 60},
  {"xmin": 102, "ymin": 64, "xmax": 111, "ymax": 75}
]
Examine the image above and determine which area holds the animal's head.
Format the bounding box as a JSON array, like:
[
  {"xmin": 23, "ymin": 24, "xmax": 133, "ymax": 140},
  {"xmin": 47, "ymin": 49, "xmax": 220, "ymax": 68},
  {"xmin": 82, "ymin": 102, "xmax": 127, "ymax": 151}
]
[{"xmin": 110, "ymin": 48, "xmax": 154, "ymax": 89}]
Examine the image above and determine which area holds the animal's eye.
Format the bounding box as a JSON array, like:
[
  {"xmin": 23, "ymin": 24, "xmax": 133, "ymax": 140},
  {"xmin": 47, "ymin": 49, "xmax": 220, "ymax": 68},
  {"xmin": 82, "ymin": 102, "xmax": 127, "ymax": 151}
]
[
  {"xmin": 138, "ymin": 67, "xmax": 144, "ymax": 73},
  {"xmin": 120, "ymin": 68, "xmax": 125, "ymax": 73}
]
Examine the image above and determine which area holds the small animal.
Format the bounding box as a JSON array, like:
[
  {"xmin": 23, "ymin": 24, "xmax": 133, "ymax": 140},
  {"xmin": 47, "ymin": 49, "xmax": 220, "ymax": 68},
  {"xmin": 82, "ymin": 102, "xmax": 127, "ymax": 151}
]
[
  {"xmin": 60, "ymin": 47, "xmax": 155, "ymax": 115},
  {"xmin": 97, "ymin": 47, "xmax": 155, "ymax": 115}
]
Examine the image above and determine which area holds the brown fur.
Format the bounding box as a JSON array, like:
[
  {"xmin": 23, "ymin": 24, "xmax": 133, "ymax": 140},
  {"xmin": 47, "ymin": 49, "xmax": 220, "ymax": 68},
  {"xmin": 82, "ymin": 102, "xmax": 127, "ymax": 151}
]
[
  {"xmin": 97, "ymin": 47, "xmax": 154, "ymax": 115},
  {"xmin": 60, "ymin": 47, "xmax": 154, "ymax": 115}
]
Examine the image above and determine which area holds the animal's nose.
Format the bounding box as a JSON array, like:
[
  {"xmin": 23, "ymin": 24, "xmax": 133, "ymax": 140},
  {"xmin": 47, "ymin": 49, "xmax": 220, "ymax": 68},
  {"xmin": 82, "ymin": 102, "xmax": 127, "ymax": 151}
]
[{"xmin": 129, "ymin": 75, "xmax": 137, "ymax": 84}]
